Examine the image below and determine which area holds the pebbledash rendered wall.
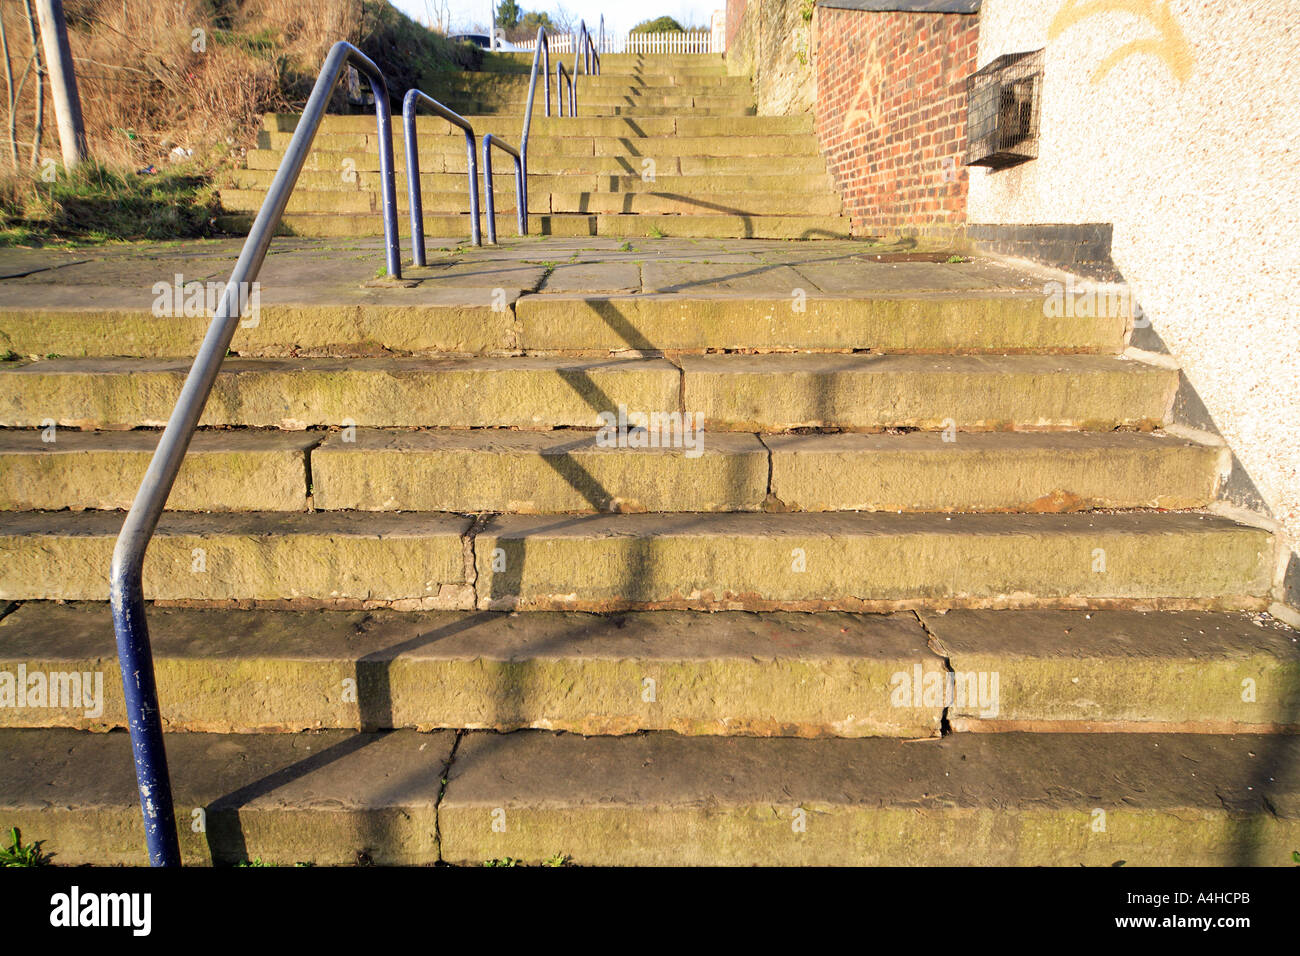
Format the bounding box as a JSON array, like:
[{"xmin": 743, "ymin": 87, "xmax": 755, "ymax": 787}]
[{"xmin": 969, "ymin": 0, "xmax": 1300, "ymax": 611}]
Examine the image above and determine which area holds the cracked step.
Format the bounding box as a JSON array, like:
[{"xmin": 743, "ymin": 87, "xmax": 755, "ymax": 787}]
[
  {"xmin": 0, "ymin": 511, "xmax": 1273, "ymax": 608},
  {"xmin": 1, "ymin": 605, "xmax": 1293, "ymax": 736},
  {"xmin": 917, "ymin": 608, "xmax": 1300, "ymax": 732},
  {"xmin": 5, "ymin": 728, "xmax": 1295, "ymax": 866},
  {"xmin": 0, "ymin": 428, "xmax": 1221, "ymax": 515},
  {"xmin": 305, "ymin": 428, "xmax": 1220, "ymax": 513},
  {"xmin": 0, "ymin": 604, "xmax": 942, "ymax": 737}
]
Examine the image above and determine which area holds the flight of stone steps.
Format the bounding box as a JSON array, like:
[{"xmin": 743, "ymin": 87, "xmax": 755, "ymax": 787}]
[
  {"xmin": 0, "ymin": 236, "xmax": 1296, "ymax": 865},
  {"xmin": 217, "ymin": 53, "xmax": 851, "ymax": 240}
]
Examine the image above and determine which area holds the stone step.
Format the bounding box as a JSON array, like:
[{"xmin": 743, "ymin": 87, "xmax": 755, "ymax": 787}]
[
  {"xmin": 678, "ymin": 353, "xmax": 1177, "ymax": 430},
  {"xmin": 918, "ymin": 608, "xmax": 1300, "ymax": 732},
  {"xmin": 516, "ymin": 292, "xmax": 1126, "ymax": 353},
  {"xmin": 214, "ymin": 211, "xmax": 852, "ymax": 239},
  {"xmin": 539, "ymin": 104, "xmax": 758, "ymax": 117},
  {"xmin": 2, "ymin": 727, "xmax": 1295, "ymax": 864},
  {"xmin": 446, "ymin": 74, "xmax": 747, "ymax": 90},
  {"xmin": 0, "ymin": 292, "xmax": 517, "ymax": 359},
  {"xmin": 433, "ymin": 84, "xmax": 749, "ymax": 101},
  {"xmin": 308, "ymin": 429, "xmax": 1221, "ymax": 514},
  {"xmin": 227, "ymin": 167, "xmax": 834, "ymax": 194},
  {"xmin": 472, "ymin": 511, "xmax": 1273, "ymax": 611},
  {"xmin": 1, "ymin": 287, "xmax": 1097, "ymax": 360},
  {"xmin": 0, "ymin": 429, "xmax": 315, "ymax": 512},
  {"xmin": 260, "ymin": 130, "xmax": 822, "ymax": 157},
  {"xmin": 490, "ymin": 54, "xmax": 728, "ymax": 73},
  {"xmin": 215, "ymin": 187, "xmax": 842, "ymax": 218},
  {"xmin": 0, "ymin": 604, "xmax": 937, "ymax": 736},
  {"xmin": 0, "ymin": 510, "xmax": 1273, "ymax": 608},
  {"xmin": 1, "ymin": 605, "xmax": 1293, "ymax": 735},
  {"xmin": 0, "ymin": 355, "xmax": 682, "ymax": 429},
  {"xmin": 546, "ymin": 190, "xmax": 843, "ymax": 216},
  {"xmin": 0, "ymin": 355, "xmax": 1173, "ymax": 431},
  {"xmin": 441, "ymin": 68, "xmax": 739, "ymax": 86},
  {"xmin": 443, "ymin": 101, "xmax": 757, "ymax": 118},
  {"xmin": 438, "ymin": 730, "xmax": 1300, "ymax": 866},
  {"xmin": 0, "ymin": 428, "xmax": 1221, "ymax": 515},
  {"xmin": 244, "ymin": 149, "xmax": 830, "ymax": 176},
  {"xmin": 0, "ymin": 510, "xmax": 474, "ymax": 606},
  {"xmin": 270, "ymin": 114, "xmax": 807, "ymax": 137}
]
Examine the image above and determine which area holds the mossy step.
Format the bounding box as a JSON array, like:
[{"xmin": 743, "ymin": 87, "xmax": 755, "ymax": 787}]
[
  {"xmin": 3, "ymin": 728, "xmax": 1295, "ymax": 865},
  {"xmin": 0, "ymin": 354, "xmax": 1171, "ymax": 431},
  {"xmin": 0, "ymin": 510, "xmax": 1273, "ymax": 608},
  {"xmin": 0, "ymin": 429, "xmax": 1221, "ymax": 515},
  {"xmin": 214, "ymin": 211, "xmax": 850, "ymax": 239},
  {"xmin": 0, "ymin": 606, "xmax": 1292, "ymax": 736}
]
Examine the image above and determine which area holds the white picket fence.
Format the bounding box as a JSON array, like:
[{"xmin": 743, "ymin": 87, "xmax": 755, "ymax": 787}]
[{"xmin": 516, "ymin": 31, "xmax": 717, "ymax": 55}]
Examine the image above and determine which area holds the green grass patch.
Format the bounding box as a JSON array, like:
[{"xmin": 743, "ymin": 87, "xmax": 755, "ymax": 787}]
[
  {"xmin": 1, "ymin": 826, "xmax": 51, "ymax": 867},
  {"xmin": 0, "ymin": 161, "xmax": 221, "ymax": 247}
]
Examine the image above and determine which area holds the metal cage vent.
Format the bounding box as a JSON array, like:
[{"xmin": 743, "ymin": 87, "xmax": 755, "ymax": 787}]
[{"xmin": 965, "ymin": 49, "xmax": 1043, "ymax": 170}]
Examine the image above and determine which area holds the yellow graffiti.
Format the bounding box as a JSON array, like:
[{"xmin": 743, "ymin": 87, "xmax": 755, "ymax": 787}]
[
  {"xmin": 843, "ymin": 37, "xmax": 886, "ymax": 133},
  {"xmin": 1048, "ymin": 0, "xmax": 1193, "ymax": 84}
]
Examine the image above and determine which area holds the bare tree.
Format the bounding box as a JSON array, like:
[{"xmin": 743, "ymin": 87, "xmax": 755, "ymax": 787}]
[
  {"xmin": 550, "ymin": 3, "xmax": 577, "ymax": 35},
  {"xmin": 2, "ymin": 8, "xmax": 17, "ymax": 169}
]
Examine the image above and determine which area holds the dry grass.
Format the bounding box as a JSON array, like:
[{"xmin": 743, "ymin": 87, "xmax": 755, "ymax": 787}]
[{"xmin": 0, "ymin": 0, "xmax": 481, "ymax": 243}]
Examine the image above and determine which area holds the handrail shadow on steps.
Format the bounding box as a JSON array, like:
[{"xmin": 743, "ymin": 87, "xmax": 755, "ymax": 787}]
[{"xmin": 108, "ymin": 40, "xmax": 402, "ymax": 868}]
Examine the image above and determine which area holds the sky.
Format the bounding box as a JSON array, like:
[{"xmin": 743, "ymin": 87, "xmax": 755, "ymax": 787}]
[{"xmin": 390, "ymin": 0, "xmax": 719, "ymax": 36}]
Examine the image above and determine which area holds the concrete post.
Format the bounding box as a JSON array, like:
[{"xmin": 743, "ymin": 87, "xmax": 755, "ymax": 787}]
[{"xmin": 33, "ymin": 0, "xmax": 85, "ymax": 168}]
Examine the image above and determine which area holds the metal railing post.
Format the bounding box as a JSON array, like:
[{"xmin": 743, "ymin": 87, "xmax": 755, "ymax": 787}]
[
  {"xmin": 482, "ymin": 134, "xmax": 526, "ymax": 243},
  {"xmin": 109, "ymin": 41, "xmax": 399, "ymax": 867},
  {"xmin": 403, "ymin": 89, "xmax": 481, "ymax": 259},
  {"xmin": 520, "ymin": 28, "xmax": 548, "ymax": 229},
  {"xmin": 557, "ymin": 61, "xmax": 573, "ymax": 117}
]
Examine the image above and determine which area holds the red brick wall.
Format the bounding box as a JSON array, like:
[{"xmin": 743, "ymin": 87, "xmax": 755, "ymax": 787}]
[
  {"xmin": 725, "ymin": 0, "xmax": 748, "ymax": 53},
  {"xmin": 814, "ymin": 8, "xmax": 979, "ymax": 234}
]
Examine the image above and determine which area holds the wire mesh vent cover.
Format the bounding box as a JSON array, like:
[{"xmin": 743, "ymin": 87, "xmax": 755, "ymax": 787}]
[{"xmin": 965, "ymin": 49, "xmax": 1043, "ymax": 170}]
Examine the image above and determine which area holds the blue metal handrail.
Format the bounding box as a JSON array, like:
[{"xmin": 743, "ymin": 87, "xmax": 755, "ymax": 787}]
[
  {"xmin": 482, "ymin": 135, "xmax": 526, "ymax": 244},
  {"xmin": 556, "ymin": 61, "xmax": 574, "ymax": 117},
  {"xmin": 512, "ymin": 27, "xmax": 558, "ymax": 234},
  {"xmin": 575, "ymin": 21, "xmax": 601, "ymax": 76},
  {"xmin": 480, "ymin": 26, "xmax": 590, "ymax": 241},
  {"xmin": 109, "ymin": 41, "xmax": 401, "ymax": 867},
  {"xmin": 404, "ymin": 89, "xmax": 481, "ymax": 261}
]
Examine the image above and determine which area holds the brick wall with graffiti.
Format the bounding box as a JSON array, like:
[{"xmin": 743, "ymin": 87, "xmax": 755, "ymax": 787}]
[{"xmin": 813, "ymin": 6, "xmax": 979, "ymax": 235}]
